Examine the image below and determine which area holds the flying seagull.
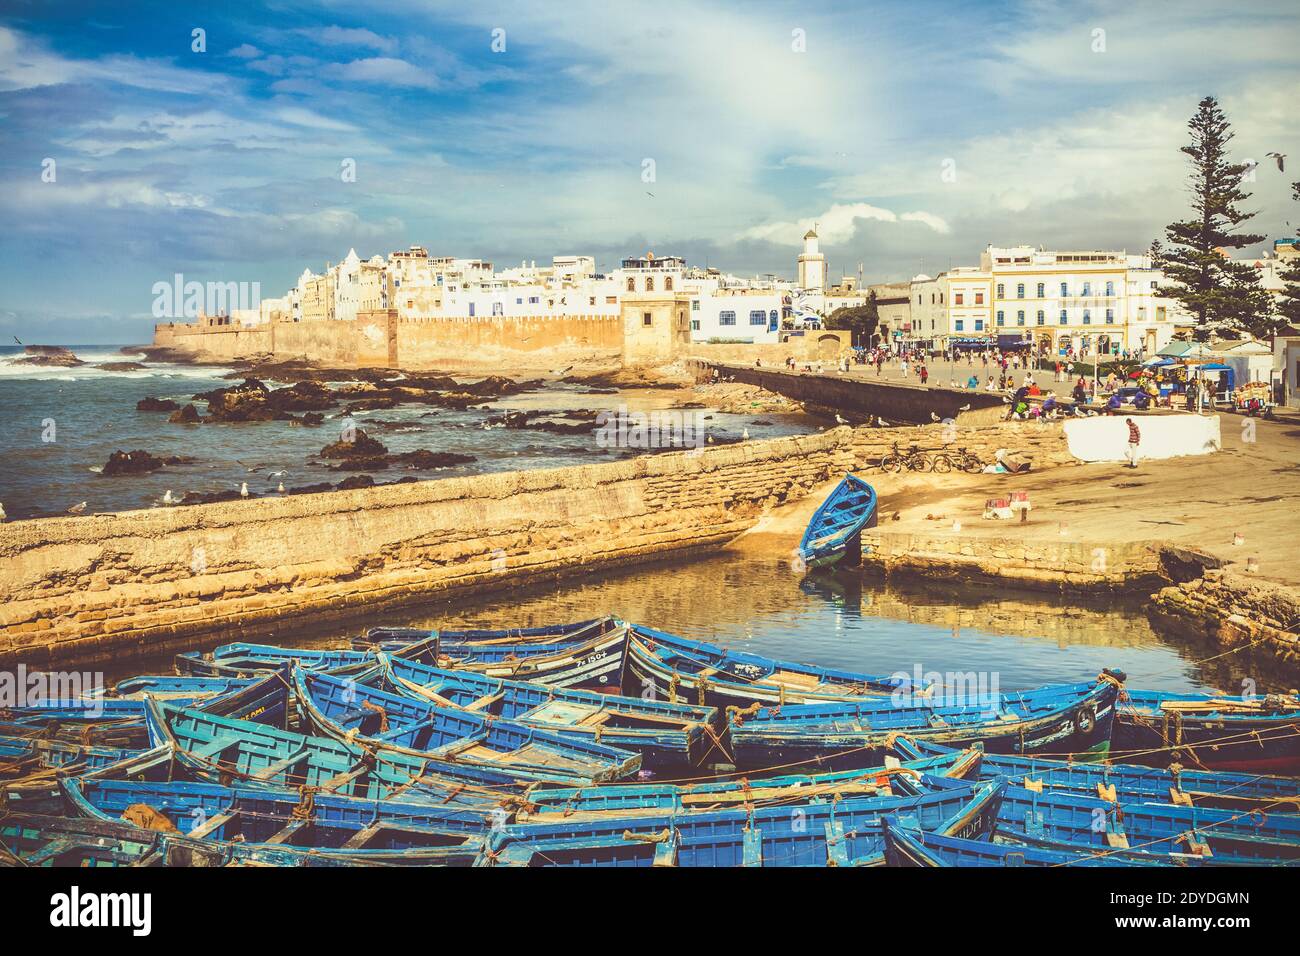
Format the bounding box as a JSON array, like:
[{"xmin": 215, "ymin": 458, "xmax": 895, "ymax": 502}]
[{"xmin": 1266, "ymin": 152, "xmax": 1287, "ymax": 172}]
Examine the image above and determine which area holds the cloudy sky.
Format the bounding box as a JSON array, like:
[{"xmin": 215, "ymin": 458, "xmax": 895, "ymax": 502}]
[{"xmin": 1, "ymin": 0, "xmax": 1297, "ymax": 343}]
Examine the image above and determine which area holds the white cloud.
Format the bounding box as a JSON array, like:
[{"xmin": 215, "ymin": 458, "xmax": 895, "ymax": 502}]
[
  {"xmin": 296, "ymin": 26, "xmax": 397, "ymax": 55},
  {"xmin": 741, "ymin": 202, "xmax": 951, "ymax": 245},
  {"xmin": 332, "ymin": 57, "xmax": 437, "ymax": 89}
]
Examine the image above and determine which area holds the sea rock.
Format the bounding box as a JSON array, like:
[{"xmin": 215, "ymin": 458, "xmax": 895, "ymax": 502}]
[
  {"xmin": 100, "ymin": 450, "xmax": 188, "ymax": 477},
  {"xmin": 194, "ymin": 378, "xmax": 337, "ymax": 422},
  {"xmin": 319, "ymin": 429, "xmax": 388, "ymax": 459},
  {"xmin": 335, "ymin": 474, "xmax": 376, "ymax": 491},
  {"xmin": 137, "ymin": 397, "xmax": 180, "ymax": 412},
  {"xmin": 346, "ymin": 396, "xmax": 400, "ymax": 412},
  {"xmin": 95, "ymin": 362, "xmax": 149, "ymax": 372},
  {"xmin": 391, "ymin": 450, "xmax": 477, "ymax": 469},
  {"xmin": 333, "ymin": 456, "xmax": 390, "ymax": 471},
  {"xmin": 12, "ymin": 346, "xmax": 83, "ymax": 367},
  {"xmin": 169, "ymin": 403, "xmax": 201, "ymax": 424}
]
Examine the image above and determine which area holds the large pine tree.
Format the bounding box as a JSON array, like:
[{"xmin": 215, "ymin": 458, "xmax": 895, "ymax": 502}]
[
  {"xmin": 1158, "ymin": 96, "xmax": 1276, "ymax": 340},
  {"xmin": 1278, "ymin": 181, "xmax": 1300, "ymax": 329}
]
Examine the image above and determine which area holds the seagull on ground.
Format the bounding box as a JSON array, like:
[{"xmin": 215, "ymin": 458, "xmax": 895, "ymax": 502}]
[
  {"xmin": 741, "ymin": 428, "xmax": 750, "ymax": 440},
  {"xmin": 162, "ymin": 490, "xmax": 176, "ymax": 505},
  {"xmin": 277, "ymin": 481, "xmax": 286, "ymax": 493},
  {"xmin": 930, "ymin": 411, "xmax": 941, "ymax": 422},
  {"xmin": 958, "ymin": 403, "xmax": 971, "ymax": 412},
  {"xmin": 67, "ymin": 501, "xmax": 87, "ymax": 514},
  {"xmin": 0, "ymin": 502, "xmax": 6, "ymax": 522},
  {"xmin": 239, "ymin": 482, "xmax": 249, "ymax": 498},
  {"xmin": 834, "ymin": 413, "xmax": 848, "ymax": 425}
]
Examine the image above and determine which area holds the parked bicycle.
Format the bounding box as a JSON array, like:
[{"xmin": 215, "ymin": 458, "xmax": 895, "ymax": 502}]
[
  {"xmin": 878, "ymin": 442, "xmax": 932, "ymax": 473},
  {"xmin": 930, "ymin": 446, "xmax": 984, "ymax": 474}
]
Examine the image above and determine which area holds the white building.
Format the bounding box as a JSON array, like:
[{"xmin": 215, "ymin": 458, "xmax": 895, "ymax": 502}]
[{"xmin": 688, "ymin": 290, "xmax": 785, "ymax": 342}]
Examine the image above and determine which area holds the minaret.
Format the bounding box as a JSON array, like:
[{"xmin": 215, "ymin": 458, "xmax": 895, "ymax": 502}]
[{"xmin": 797, "ymin": 226, "xmax": 826, "ymax": 291}]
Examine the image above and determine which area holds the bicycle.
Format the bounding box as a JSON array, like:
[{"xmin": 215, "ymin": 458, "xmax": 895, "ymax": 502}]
[
  {"xmin": 878, "ymin": 442, "xmax": 932, "ymax": 473},
  {"xmin": 931, "ymin": 446, "xmax": 984, "ymax": 474}
]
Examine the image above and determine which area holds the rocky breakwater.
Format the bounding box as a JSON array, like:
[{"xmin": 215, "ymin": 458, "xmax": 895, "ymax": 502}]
[
  {"xmin": 8, "ymin": 345, "xmax": 83, "ymax": 367},
  {"xmin": 0, "ymin": 428, "xmax": 857, "ymax": 666},
  {"xmin": 1149, "ymin": 570, "xmax": 1300, "ymax": 669}
]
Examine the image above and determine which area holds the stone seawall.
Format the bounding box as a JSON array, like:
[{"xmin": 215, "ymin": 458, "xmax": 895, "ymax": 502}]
[
  {"xmin": 0, "ymin": 430, "xmax": 856, "ymax": 666},
  {"xmin": 1149, "ymin": 571, "xmax": 1300, "ymax": 667}
]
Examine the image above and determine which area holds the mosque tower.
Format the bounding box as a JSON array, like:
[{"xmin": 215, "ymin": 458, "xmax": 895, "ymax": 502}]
[{"xmin": 796, "ymin": 226, "xmax": 827, "ymax": 291}]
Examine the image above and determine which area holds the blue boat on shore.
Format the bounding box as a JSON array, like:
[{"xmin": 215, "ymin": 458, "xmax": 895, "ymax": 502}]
[
  {"xmin": 351, "ymin": 616, "xmax": 620, "ymax": 653},
  {"xmin": 797, "ymin": 473, "xmax": 877, "ymax": 569}
]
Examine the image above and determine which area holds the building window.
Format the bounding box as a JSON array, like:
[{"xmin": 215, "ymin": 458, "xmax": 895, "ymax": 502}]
[
  {"xmin": 528, "ymin": 296, "xmax": 539, "ymax": 304},
  {"xmin": 690, "ymin": 319, "xmax": 700, "ymax": 331},
  {"xmin": 719, "ymin": 311, "xmax": 736, "ymax": 326},
  {"xmin": 769, "ymin": 310, "xmax": 779, "ymax": 324},
  {"xmin": 1083, "ymin": 309, "xmax": 1092, "ymax": 325},
  {"xmin": 1105, "ymin": 281, "xmax": 1114, "ymax": 296},
  {"xmin": 643, "ymin": 312, "xmax": 653, "ymax": 326},
  {"xmin": 1082, "ymin": 282, "xmax": 1091, "ymax": 296},
  {"xmin": 996, "ymin": 283, "xmax": 1004, "ymax": 298},
  {"xmin": 1016, "ymin": 310, "xmax": 1025, "ymax": 326},
  {"xmin": 996, "ymin": 311, "xmax": 1005, "ymax": 326},
  {"xmin": 626, "ymin": 278, "xmax": 635, "ymax": 291},
  {"xmin": 468, "ymin": 303, "xmax": 475, "ymax": 316},
  {"xmin": 645, "ymin": 277, "xmax": 655, "ymax": 292},
  {"xmin": 955, "ymin": 319, "xmax": 964, "ymax": 332},
  {"xmin": 1059, "ymin": 310, "xmax": 1067, "ymax": 325},
  {"xmin": 691, "ymin": 300, "xmax": 699, "ymax": 311},
  {"xmin": 955, "ymin": 293, "xmax": 964, "ymax": 305},
  {"xmin": 492, "ymin": 302, "xmax": 503, "ymax": 316},
  {"xmin": 665, "ymin": 277, "xmax": 673, "ymax": 291},
  {"xmin": 1060, "ymin": 282, "xmax": 1068, "ymax": 296},
  {"xmin": 1105, "ymin": 309, "xmax": 1114, "ymax": 324},
  {"xmin": 975, "ymin": 319, "xmax": 984, "ymax": 331},
  {"xmin": 589, "ymin": 297, "xmax": 596, "ymax": 306},
  {"xmin": 749, "ymin": 310, "xmax": 766, "ymax": 326},
  {"xmin": 1036, "ymin": 310, "xmax": 1045, "ymax": 326},
  {"xmin": 1016, "ymin": 283, "xmax": 1025, "ymax": 299},
  {"xmin": 1036, "ymin": 283, "xmax": 1044, "ymax": 298}
]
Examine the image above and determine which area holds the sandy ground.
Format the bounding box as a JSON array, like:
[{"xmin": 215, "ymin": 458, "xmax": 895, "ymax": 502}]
[{"xmin": 731, "ymin": 413, "xmax": 1300, "ymax": 586}]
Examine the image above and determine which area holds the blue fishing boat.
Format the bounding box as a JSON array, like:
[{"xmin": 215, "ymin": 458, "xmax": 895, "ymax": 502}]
[
  {"xmin": 934, "ymin": 775, "xmax": 1300, "ymax": 865},
  {"xmin": 1113, "ymin": 688, "xmax": 1300, "ymax": 773},
  {"xmin": 727, "ymin": 675, "xmax": 1123, "ymax": 770},
  {"xmin": 797, "ymin": 473, "xmax": 877, "ymax": 569},
  {"xmin": 295, "ymin": 667, "xmax": 641, "ymax": 785},
  {"xmin": 517, "ymin": 749, "xmax": 982, "ymax": 820},
  {"xmin": 622, "ymin": 624, "xmax": 919, "ymax": 710},
  {"xmin": 352, "ymin": 615, "xmax": 620, "ymax": 652},
  {"xmin": 880, "ymin": 817, "xmax": 1205, "ymax": 867},
  {"xmin": 377, "ymin": 654, "xmax": 721, "ymax": 771},
  {"xmin": 144, "ymin": 699, "xmax": 540, "ymax": 806},
  {"xmin": 175, "ymin": 644, "xmax": 385, "ymax": 679},
  {"xmin": 0, "ymin": 811, "xmax": 232, "ymax": 867},
  {"xmin": 62, "ymin": 775, "xmax": 490, "ymax": 863},
  {"xmin": 478, "ymin": 779, "xmax": 1004, "ymax": 866},
  {"xmin": 897, "ymin": 737, "xmax": 1300, "ymax": 813}
]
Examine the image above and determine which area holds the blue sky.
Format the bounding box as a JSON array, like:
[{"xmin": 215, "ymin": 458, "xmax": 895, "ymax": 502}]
[{"xmin": 1, "ymin": 0, "xmax": 1297, "ymax": 343}]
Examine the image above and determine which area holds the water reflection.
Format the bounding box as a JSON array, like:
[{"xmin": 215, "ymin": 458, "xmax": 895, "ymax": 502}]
[{"xmin": 93, "ymin": 551, "xmax": 1287, "ymax": 696}]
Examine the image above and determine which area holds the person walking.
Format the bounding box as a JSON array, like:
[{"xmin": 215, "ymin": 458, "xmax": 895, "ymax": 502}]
[
  {"xmin": 1125, "ymin": 417, "xmax": 1141, "ymax": 469},
  {"xmin": 919, "ymin": 363, "xmax": 929, "ymax": 385}
]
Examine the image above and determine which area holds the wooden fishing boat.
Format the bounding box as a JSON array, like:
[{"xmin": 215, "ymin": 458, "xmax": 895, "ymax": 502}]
[
  {"xmin": 377, "ymin": 653, "xmax": 721, "ymax": 771},
  {"xmin": 898, "ymin": 737, "xmax": 1300, "ymax": 813},
  {"xmin": 726, "ymin": 675, "xmax": 1122, "ymax": 771},
  {"xmin": 351, "ymin": 615, "xmax": 620, "ymax": 652},
  {"xmin": 982, "ymin": 779, "xmax": 1300, "ymax": 865},
  {"xmin": 145, "ymin": 699, "xmax": 545, "ymax": 806},
  {"xmin": 295, "ymin": 668, "xmax": 641, "ymax": 785},
  {"xmin": 62, "ymin": 775, "xmax": 489, "ymax": 863},
  {"xmin": 516, "ymin": 749, "xmax": 982, "ymax": 821},
  {"xmin": 175, "ymin": 644, "xmax": 384, "ymax": 679},
  {"xmin": 622, "ymin": 624, "xmax": 919, "ymax": 710},
  {"xmin": 2, "ymin": 737, "xmax": 141, "ymax": 812},
  {"xmin": 0, "ymin": 811, "xmax": 231, "ymax": 867},
  {"xmin": 881, "ymin": 817, "xmax": 1205, "ymax": 867},
  {"xmin": 113, "ymin": 675, "xmax": 260, "ymax": 698},
  {"xmin": 1113, "ymin": 688, "xmax": 1300, "ymax": 773},
  {"xmin": 477, "ymin": 779, "xmax": 1004, "ymax": 867},
  {"xmin": 797, "ymin": 473, "xmax": 877, "ymax": 569}
]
